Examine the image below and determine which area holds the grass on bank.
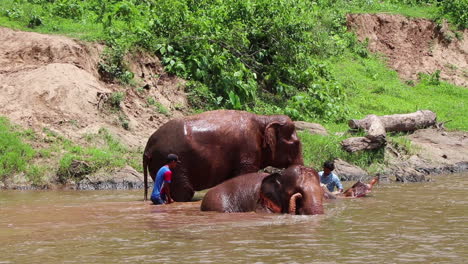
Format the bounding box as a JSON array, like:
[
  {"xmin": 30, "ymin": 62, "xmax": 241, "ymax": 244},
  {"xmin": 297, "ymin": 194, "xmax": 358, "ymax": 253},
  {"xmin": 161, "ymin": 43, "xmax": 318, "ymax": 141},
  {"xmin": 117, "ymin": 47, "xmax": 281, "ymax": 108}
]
[
  {"xmin": 0, "ymin": 117, "xmax": 40, "ymax": 184},
  {"xmin": 0, "ymin": 118, "xmax": 141, "ymax": 186},
  {"xmin": 330, "ymin": 52, "xmax": 468, "ymax": 130}
]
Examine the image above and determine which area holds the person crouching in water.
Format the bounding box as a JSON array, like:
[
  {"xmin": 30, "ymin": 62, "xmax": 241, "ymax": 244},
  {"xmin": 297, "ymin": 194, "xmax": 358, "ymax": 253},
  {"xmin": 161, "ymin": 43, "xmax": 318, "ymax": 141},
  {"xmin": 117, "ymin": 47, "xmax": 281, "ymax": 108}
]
[
  {"xmin": 319, "ymin": 160, "xmax": 343, "ymax": 194},
  {"xmin": 150, "ymin": 154, "xmax": 180, "ymax": 205}
]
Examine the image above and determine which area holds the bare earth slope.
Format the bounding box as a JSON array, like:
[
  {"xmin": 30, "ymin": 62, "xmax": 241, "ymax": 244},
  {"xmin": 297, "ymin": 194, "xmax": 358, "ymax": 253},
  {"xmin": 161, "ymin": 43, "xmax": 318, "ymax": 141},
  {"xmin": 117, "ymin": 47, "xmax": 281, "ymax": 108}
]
[
  {"xmin": 0, "ymin": 27, "xmax": 187, "ymax": 148},
  {"xmin": 347, "ymin": 14, "xmax": 468, "ymax": 87}
]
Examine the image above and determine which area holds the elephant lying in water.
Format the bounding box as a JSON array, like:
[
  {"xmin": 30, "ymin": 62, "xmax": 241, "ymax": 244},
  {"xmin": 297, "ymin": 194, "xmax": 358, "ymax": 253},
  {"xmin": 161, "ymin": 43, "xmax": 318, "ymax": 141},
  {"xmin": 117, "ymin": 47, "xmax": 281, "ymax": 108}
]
[
  {"xmin": 200, "ymin": 165, "xmax": 324, "ymax": 215},
  {"xmin": 143, "ymin": 110, "xmax": 304, "ymax": 202},
  {"xmin": 322, "ymin": 177, "xmax": 379, "ymax": 199}
]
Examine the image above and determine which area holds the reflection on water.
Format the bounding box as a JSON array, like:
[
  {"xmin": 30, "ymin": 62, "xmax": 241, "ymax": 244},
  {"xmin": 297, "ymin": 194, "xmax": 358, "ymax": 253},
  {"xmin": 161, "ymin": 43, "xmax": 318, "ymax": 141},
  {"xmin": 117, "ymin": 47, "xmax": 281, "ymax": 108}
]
[{"xmin": 1, "ymin": 173, "xmax": 467, "ymax": 263}]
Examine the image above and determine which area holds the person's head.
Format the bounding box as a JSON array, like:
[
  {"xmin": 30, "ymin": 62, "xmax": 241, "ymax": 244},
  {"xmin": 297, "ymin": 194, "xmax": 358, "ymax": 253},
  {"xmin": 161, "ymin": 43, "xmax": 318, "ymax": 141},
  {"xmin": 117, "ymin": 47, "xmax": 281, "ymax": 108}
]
[
  {"xmin": 166, "ymin": 154, "xmax": 181, "ymax": 169},
  {"xmin": 323, "ymin": 160, "xmax": 335, "ymax": 174}
]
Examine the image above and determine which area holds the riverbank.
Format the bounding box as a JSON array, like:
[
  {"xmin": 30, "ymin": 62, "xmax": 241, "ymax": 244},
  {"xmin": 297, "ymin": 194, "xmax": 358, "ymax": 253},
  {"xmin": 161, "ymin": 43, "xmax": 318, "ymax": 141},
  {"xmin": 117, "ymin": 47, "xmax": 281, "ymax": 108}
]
[
  {"xmin": 1, "ymin": 10, "xmax": 467, "ymax": 190},
  {"xmin": 2, "ymin": 127, "xmax": 466, "ymax": 191}
]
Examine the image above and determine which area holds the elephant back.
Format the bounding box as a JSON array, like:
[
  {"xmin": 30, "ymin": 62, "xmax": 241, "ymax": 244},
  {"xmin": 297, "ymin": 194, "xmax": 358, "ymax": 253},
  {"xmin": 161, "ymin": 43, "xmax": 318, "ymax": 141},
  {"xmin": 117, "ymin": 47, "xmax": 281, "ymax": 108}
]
[{"xmin": 201, "ymin": 172, "xmax": 269, "ymax": 212}]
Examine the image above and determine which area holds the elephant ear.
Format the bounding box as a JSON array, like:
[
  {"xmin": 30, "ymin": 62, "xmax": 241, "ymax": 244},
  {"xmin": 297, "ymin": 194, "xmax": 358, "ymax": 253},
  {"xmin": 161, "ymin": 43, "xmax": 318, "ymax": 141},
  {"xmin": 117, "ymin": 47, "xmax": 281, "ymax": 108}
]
[
  {"xmin": 263, "ymin": 122, "xmax": 281, "ymax": 160},
  {"xmin": 259, "ymin": 173, "xmax": 283, "ymax": 213}
]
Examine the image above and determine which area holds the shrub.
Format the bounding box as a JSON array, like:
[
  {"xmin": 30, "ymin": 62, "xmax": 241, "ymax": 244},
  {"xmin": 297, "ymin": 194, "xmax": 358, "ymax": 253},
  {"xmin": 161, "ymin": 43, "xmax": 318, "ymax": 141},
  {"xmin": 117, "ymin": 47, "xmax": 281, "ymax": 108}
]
[
  {"xmin": 437, "ymin": 0, "xmax": 468, "ymax": 29},
  {"xmin": 52, "ymin": 0, "xmax": 83, "ymax": 19},
  {"xmin": 27, "ymin": 14, "xmax": 42, "ymax": 28},
  {"xmin": 109, "ymin": 91, "xmax": 125, "ymax": 109},
  {"xmin": 98, "ymin": 46, "xmax": 134, "ymax": 84},
  {"xmin": 4, "ymin": 7, "xmax": 23, "ymax": 19}
]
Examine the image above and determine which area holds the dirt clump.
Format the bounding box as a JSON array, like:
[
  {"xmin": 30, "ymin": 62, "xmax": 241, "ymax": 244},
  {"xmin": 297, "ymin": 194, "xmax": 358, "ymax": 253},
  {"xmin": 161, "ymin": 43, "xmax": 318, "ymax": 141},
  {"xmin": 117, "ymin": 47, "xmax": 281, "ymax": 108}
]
[{"xmin": 347, "ymin": 13, "xmax": 468, "ymax": 87}]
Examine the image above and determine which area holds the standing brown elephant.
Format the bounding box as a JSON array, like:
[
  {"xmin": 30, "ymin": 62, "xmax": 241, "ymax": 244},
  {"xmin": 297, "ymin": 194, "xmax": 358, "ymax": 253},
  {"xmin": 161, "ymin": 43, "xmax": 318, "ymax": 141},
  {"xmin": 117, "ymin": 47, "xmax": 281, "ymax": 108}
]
[
  {"xmin": 200, "ymin": 165, "xmax": 324, "ymax": 215},
  {"xmin": 143, "ymin": 110, "xmax": 304, "ymax": 202}
]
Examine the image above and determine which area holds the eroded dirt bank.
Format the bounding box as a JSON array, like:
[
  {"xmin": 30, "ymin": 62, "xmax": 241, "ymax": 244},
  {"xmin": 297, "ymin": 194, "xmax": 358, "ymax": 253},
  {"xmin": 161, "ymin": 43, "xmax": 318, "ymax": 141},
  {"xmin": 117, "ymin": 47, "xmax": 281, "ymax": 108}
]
[
  {"xmin": 0, "ymin": 27, "xmax": 188, "ymax": 149},
  {"xmin": 347, "ymin": 13, "xmax": 468, "ymax": 87}
]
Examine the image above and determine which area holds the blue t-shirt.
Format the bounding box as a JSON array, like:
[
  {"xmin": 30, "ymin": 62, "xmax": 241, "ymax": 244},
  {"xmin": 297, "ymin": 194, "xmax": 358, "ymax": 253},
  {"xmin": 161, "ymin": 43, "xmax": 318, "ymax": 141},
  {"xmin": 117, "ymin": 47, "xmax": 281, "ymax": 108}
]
[
  {"xmin": 319, "ymin": 171, "xmax": 343, "ymax": 192},
  {"xmin": 151, "ymin": 165, "xmax": 172, "ymax": 200}
]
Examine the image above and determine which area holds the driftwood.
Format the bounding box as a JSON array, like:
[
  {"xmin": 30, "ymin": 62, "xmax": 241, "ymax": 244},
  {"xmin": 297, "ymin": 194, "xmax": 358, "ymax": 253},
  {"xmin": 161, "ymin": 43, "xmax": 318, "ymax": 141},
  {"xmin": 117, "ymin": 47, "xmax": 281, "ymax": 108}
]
[
  {"xmin": 341, "ymin": 137, "xmax": 385, "ymax": 152},
  {"xmin": 294, "ymin": 121, "xmax": 328, "ymax": 135},
  {"xmin": 342, "ymin": 110, "xmax": 436, "ymax": 152},
  {"xmin": 349, "ymin": 110, "xmax": 436, "ymax": 133},
  {"xmin": 342, "ymin": 114, "xmax": 387, "ymax": 152},
  {"xmin": 365, "ymin": 114, "xmax": 386, "ymax": 141}
]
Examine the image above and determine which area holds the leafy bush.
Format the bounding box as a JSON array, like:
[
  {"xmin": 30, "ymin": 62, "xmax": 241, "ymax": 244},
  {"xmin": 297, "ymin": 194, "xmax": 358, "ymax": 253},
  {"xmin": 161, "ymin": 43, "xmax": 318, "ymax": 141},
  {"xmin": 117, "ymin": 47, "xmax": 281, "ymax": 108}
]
[
  {"xmin": 109, "ymin": 92, "xmax": 125, "ymax": 109},
  {"xmin": 98, "ymin": 46, "xmax": 134, "ymax": 84},
  {"xmin": 437, "ymin": 0, "xmax": 468, "ymax": 29},
  {"xmin": 4, "ymin": 7, "xmax": 23, "ymax": 19},
  {"xmin": 52, "ymin": 0, "xmax": 83, "ymax": 20},
  {"xmin": 418, "ymin": 70, "xmax": 441, "ymax": 86},
  {"xmin": 27, "ymin": 14, "xmax": 42, "ymax": 28}
]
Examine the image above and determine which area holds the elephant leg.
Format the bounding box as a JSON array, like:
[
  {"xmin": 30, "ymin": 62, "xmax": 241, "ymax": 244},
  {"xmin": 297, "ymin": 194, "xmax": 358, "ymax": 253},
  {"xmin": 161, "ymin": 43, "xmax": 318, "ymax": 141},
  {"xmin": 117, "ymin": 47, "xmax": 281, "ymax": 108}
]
[
  {"xmin": 172, "ymin": 185, "xmax": 195, "ymax": 202},
  {"xmin": 170, "ymin": 168, "xmax": 195, "ymax": 202}
]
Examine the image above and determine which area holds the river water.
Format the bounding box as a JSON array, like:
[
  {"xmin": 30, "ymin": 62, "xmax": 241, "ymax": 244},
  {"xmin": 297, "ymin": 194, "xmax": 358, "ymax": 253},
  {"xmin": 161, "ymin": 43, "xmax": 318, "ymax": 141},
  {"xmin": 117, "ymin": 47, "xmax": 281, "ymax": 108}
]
[{"xmin": 1, "ymin": 173, "xmax": 467, "ymax": 263}]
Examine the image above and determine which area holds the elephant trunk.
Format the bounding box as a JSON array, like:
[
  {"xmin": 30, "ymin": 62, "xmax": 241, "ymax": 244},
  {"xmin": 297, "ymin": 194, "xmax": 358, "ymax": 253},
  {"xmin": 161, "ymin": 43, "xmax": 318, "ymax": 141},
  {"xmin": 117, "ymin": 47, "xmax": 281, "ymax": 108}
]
[
  {"xmin": 289, "ymin": 193, "xmax": 302, "ymax": 214},
  {"xmin": 300, "ymin": 189, "xmax": 325, "ymax": 215},
  {"xmin": 301, "ymin": 204, "xmax": 324, "ymax": 215}
]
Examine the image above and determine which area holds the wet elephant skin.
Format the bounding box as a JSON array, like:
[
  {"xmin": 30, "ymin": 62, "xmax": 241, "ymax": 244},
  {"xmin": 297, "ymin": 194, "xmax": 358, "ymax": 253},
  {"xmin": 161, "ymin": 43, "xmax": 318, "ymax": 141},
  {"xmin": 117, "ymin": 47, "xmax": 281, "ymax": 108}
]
[
  {"xmin": 201, "ymin": 165, "xmax": 324, "ymax": 215},
  {"xmin": 143, "ymin": 110, "xmax": 304, "ymax": 201}
]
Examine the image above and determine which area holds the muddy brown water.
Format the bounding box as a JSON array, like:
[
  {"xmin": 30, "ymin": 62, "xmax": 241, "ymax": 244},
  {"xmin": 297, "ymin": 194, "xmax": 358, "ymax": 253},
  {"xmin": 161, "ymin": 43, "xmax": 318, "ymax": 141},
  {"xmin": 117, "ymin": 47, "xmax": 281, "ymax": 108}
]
[{"xmin": 1, "ymin": 173, "xmax": 467, "ymax": 263}]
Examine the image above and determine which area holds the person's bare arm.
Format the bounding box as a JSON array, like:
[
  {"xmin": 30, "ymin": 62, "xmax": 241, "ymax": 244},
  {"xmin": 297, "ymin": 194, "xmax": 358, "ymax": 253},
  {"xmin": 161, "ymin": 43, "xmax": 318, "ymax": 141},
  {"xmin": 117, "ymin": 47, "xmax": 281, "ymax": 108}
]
[{"xmin": 162, "ymin": 182, "xmax": 173, "ymax": 204}]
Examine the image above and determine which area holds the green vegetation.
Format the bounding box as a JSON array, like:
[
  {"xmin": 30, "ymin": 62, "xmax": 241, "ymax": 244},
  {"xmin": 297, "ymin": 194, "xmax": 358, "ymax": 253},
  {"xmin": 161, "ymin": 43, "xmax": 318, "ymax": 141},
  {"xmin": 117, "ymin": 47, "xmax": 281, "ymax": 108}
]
[
  {"xmin": 109, "ymin": 92, "xmax": 125, "ymax": 109},
  {"xmin": 0, "ymin": 119, "xmax": 141, "ymax": 185},
  {"xmin": 437, "ymin": 0, "xmax": 468, "ymax": 29},
  {"xmin": 0, "ymin": 0, "xmax": 466, "ymax": 184},
  {"xmin": 0, "ymin": 117, "xmax": 40, "ymax": 184},
  {"xmin": 1, "ymin": 0, "xmax": 465, "ymax": 126},
  {"xmin": 147, "ymin": 97, "xmax": 171, "ymax": 116},
  {"xmin": 300, "ymin": 131, "xmax": 386, "ymax": 172},
  {"xmin": 56, "ymin": 128, "xmax": 141, "ymax": 183},
  {"xmin": 331, "ymin": 54, "xmax": 467, "ymax": 130}
]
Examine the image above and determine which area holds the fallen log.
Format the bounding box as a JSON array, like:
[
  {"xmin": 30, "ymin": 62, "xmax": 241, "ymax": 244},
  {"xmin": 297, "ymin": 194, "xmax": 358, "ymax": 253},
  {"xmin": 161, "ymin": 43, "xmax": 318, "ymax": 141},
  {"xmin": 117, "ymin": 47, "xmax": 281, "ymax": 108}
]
[
  {"xmin": 349, "ymin": 110, "xmax": 436, "ymax": 133},
  {"xmin": 341, "ymin": 137, "xmax": 385, "ymax": 152},
  {"xmin": 293, "ymin": 121, "xmax": 328, "ymax": 135},
  {"xmin": 365, "ymin": 114, "xmax": 386, "ymax": 141}
]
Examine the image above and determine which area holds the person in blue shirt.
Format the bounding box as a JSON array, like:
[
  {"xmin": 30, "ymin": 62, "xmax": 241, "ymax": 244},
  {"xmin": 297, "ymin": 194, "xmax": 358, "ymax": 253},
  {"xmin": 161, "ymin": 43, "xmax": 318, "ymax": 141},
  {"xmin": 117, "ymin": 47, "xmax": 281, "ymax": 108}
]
[
  {"xmin": 150, "ymin": 154, "xmax": 180, "ymax": 205},
  {"xmin": 318, "ymin": 160, "xmax": 343, "ymax": 193}
]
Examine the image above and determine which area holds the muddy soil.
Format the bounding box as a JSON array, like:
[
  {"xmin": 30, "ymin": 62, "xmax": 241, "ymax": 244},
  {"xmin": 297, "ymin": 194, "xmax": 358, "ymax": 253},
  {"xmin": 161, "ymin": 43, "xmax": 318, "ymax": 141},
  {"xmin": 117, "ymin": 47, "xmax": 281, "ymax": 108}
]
[
  {"xmin": 0, "ymin": 27, "xmax": 188, "ymax": 149},
  {"xmin": 347, "ymin": 13, "xmax": 468, "ymax": 87}
]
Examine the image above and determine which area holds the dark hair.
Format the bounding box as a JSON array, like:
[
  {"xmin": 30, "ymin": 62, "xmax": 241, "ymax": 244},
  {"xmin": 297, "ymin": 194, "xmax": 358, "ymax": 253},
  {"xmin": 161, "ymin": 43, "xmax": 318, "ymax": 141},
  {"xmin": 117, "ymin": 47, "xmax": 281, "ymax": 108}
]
[
  {"xmin": 323, "ymin": 160, "xmax": 335, "ymax": 170},
  {"xmin": 167, "ymin": 153, "xmax": 180, "ymax": 163}
]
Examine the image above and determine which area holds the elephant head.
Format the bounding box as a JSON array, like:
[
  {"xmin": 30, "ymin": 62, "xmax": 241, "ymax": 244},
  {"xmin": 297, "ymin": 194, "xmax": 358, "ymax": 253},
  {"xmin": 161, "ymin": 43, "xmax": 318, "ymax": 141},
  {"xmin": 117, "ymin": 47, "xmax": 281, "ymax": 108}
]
[
  {"xmin": 261, "ymin": 115, "xmax": 303, "ymax": 169},
  {"xmin": 257, "ymin": 165, "xmax": 324, "ymax": 215}
]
